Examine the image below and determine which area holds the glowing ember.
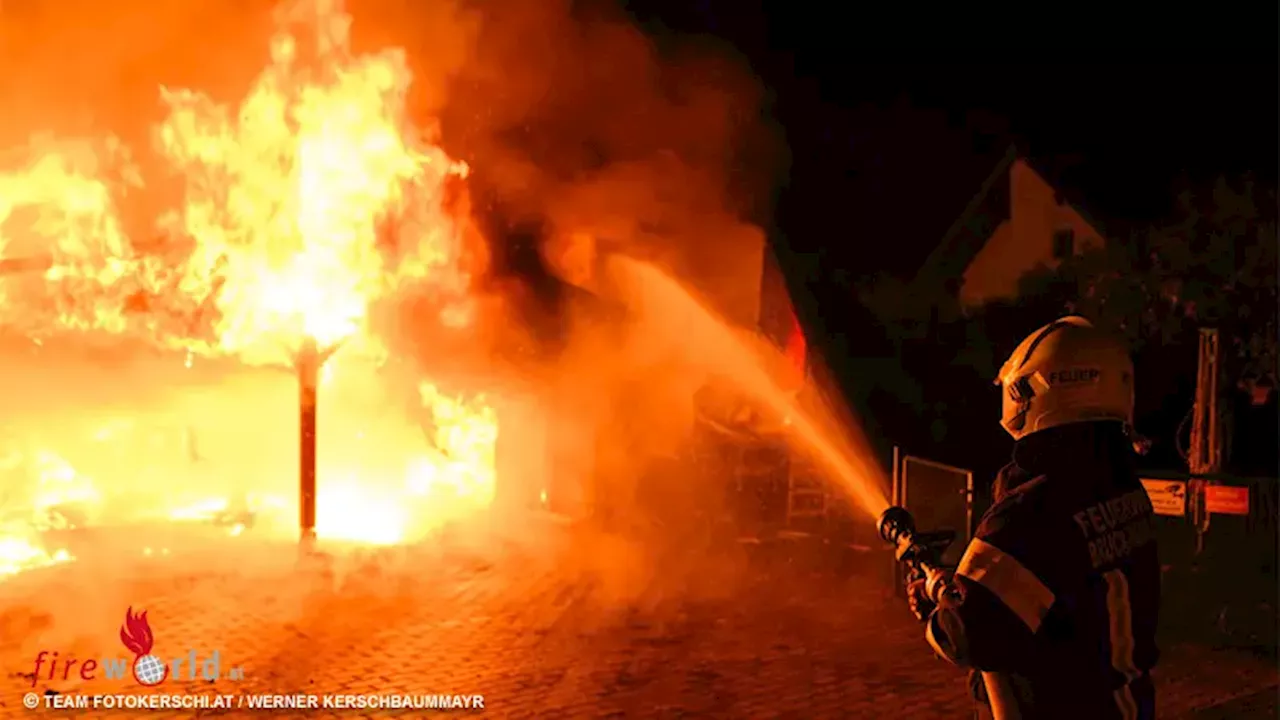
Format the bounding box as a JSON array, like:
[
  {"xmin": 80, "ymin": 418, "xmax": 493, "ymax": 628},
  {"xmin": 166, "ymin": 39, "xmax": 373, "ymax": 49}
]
[{"xmin": 0, "ymin": 0, "xmax": 499, "ymax": 576}]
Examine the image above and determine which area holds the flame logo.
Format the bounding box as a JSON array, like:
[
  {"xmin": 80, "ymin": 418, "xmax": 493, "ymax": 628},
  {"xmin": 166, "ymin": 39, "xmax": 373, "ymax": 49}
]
[{"xmin": 119, "ymin": 607, "xmax": 155, "ymax": 657}]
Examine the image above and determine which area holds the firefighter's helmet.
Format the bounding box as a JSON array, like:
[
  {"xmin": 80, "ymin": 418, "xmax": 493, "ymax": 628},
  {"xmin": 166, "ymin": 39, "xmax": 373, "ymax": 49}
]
[{"xmin": 994, "ymin": 316, "xmax": 1134, "ymax": 440}]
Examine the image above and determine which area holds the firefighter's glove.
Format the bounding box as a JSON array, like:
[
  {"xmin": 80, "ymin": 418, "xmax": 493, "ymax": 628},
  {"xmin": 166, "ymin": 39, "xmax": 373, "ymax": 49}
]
[
  {"xmin": 906, "ymin": 566, "xmax": 955, "ymax": 623},
  {"xmin": 906, "ymin": 577, "xmax": 934, "ymax": 622}
]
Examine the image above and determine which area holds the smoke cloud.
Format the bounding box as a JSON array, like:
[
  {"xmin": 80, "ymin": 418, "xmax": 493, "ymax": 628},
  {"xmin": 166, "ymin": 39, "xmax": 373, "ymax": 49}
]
[{"xmin": 383, "ymin": 0, "xmax": 785, "ymax": 605}]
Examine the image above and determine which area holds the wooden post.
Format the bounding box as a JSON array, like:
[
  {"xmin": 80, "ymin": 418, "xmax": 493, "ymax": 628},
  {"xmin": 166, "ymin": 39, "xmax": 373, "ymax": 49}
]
[
  {"xmin": 296, "ymin": 338, "xmax": 340, "ymax": 551},
  {"xmin": 297, "ymin": 337, "xmax": 320, "ymax": 549}
]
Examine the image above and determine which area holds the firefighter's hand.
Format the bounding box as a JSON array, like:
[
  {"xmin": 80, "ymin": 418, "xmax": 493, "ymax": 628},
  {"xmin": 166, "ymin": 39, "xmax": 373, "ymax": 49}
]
[{"xmin": 905, "ymin": 577, "xmax": 935, "ymax": 622}]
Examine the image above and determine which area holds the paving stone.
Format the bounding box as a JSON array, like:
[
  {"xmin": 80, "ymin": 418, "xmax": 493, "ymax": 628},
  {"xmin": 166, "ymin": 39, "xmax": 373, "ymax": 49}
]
[{"xmin": 0, "ymin": 529, "xmax": 1274, "ymax": 719}]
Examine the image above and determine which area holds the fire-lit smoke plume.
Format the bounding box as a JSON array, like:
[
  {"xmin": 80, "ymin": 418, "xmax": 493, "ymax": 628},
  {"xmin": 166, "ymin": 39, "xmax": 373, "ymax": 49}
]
[
  {"xmin": 432, "ymin": 0, "xmax": 781, "ymax": 287},
  {"xmin": 361, "ymin": 0, "xmax": 799, "ymax": 566},
  {"xmin": 419, "ymin": 0, "xmax": 792, "ymax": 600}
]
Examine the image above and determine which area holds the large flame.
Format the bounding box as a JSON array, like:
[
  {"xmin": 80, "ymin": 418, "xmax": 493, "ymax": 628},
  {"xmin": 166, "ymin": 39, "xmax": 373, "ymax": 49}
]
[
  {"xmin": 0, "ymin": 0, "xmax": 498, "ymax": 576},
  {"xmin": 155, "ymin": 0, "xmax": 470, "ymax": 364}
]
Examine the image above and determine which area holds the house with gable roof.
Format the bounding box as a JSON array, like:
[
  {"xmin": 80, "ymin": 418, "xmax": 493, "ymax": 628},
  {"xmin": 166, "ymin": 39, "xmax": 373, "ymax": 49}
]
[{"xmin": 913, "ymin": 146, "xmax": 1111, "ymax": 311}]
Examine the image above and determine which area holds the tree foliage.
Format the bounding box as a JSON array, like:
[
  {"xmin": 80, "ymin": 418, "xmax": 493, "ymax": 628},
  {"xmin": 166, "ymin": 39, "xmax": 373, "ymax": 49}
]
[{"xmin": 1017, "ymin": 177, "xmax": 1277, "ymax": 382}]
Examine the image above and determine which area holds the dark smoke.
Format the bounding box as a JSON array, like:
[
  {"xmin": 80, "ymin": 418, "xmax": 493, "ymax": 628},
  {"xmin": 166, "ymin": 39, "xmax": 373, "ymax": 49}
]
[{"xmin": 422, "ymin": 0, "xmax": 783, "ymax": 299}]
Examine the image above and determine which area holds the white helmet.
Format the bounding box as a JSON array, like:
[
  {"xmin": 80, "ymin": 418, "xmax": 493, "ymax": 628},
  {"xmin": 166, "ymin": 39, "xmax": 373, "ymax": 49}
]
[{"xmin": 995, "ymin": 316, "xmax": 1134, "ymax": 441}]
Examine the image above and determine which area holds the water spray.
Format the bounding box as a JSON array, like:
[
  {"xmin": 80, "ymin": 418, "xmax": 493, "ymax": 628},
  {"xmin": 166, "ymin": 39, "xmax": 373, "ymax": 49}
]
[{"xmin": 602, "ymin": 256, "xmax": 893, "ymax": 520}]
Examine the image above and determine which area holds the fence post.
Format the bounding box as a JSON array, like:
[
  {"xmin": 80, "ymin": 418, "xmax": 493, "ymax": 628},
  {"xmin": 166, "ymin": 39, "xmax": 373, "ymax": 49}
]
[
  {"xmin": 890, "ymin": 446, "xmax": 901, "ymax": 593},
  {"xmin": 1188, "ymin": 328, "xmax": 1222, "ymax": 556},
  {"xmin": 965, "ymin": 470, "xmax": 975, "ymax": 540},
  {"xmin": 891, "ymin": 445, "xmax": 901, "ymax": 507}
]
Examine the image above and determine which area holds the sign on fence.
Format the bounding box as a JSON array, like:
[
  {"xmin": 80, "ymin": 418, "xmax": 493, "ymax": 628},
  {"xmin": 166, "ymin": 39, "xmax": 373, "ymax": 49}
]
[
  {"xmin": 1206, "ymin": 485, "xmax": 1250, "ymax": 516},
  {"xmin": 1140, "ymin": 479, "xmax": 1187, "ymax": 518}
]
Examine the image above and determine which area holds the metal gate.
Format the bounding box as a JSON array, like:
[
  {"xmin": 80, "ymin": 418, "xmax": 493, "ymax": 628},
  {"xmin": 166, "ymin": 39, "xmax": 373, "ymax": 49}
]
[{"xmin": 891, "ymin": 447, "xmax": 974, "ymax": 568}]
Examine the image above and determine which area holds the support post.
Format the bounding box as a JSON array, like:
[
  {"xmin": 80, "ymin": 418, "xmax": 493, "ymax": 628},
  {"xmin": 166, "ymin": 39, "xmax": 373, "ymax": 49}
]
[
  {"xmin": 891, "ymin": 445, "xmax": 902, "ymax": 593},
  {"xmin": 298, "ymin": 337, "xmax": 320, "ymax": 548},
  {"xmin": 1188, "ymin": 328, "xmax": 1222, "ymax": 556}
]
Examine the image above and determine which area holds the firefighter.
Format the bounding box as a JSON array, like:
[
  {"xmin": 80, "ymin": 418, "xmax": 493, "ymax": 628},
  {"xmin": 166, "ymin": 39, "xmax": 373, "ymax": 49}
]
[{"xmin": 907, "ymin": 316, "xmax": 1160, "ymax": 720}]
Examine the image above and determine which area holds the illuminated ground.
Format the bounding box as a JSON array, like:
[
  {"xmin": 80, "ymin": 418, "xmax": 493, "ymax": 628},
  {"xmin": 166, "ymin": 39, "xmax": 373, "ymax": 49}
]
[{"xmin": 0, "ymin": 522, "xmax": 1275, "ymax": 719}]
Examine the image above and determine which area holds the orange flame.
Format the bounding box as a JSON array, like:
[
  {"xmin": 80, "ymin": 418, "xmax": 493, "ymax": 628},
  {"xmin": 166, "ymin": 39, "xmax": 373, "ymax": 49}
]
[
  {"xmin": 0, "ymin": 0, "xmax": 475, "ymax": 362},
  {"xmin": 0, "ymin": 0, "xmax": 500, "ymax": 571},
  {"xmin": 154, "ymin": 0, "xmax": 472, "ymax": 365}
]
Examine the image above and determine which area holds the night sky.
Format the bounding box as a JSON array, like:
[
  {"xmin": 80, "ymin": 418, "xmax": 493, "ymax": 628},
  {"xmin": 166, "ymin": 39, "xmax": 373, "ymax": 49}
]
[{"xmin": 624, "ymin": 0, "xmax": 1277, "ymax": 282}]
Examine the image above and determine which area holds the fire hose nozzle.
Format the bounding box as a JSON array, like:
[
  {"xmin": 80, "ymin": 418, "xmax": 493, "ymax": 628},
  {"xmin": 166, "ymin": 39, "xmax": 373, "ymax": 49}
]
[
  {"xmin": 877, "ymin": 505, "xmax": 957, "ymax": 573},
  {"xmin": 878, "ymin": 505, "xmax": 916, "ymax": 546}
]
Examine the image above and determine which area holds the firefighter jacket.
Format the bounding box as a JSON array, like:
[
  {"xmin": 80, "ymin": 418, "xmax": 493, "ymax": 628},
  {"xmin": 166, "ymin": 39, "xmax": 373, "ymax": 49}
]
[{"xmin": 925, "ymin": 422, "xmax": 1160, "ymax": 720}]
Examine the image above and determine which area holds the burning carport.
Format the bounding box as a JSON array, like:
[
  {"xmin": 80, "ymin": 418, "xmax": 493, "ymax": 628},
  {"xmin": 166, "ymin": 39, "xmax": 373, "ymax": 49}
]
[
  {"xmin": 0, "ymin": 0, "xmax": 873, "ymax": 588},
  {"xmin": 0, "ymin": 1, "xmax": 513, "ymax": 574}
]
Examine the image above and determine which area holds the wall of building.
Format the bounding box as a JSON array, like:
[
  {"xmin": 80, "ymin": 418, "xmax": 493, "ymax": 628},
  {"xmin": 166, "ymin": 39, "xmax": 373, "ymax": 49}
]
[{"xmin": 959, "ymin": 159, "xmax": 1104, "ymax": 307}]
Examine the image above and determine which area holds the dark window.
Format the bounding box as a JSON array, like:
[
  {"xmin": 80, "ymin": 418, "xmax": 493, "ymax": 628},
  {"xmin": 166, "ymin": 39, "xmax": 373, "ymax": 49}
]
[{"xmin": 1052, "ymin": 228, "xmax": 1075, "ymax": 259}]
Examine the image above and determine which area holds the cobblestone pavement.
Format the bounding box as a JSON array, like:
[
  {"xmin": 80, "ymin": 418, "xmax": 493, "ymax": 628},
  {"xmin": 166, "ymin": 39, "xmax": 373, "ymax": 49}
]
[{"xmin": 0, "ymin": 524, "xmax": 1275, "ymax": 719}]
